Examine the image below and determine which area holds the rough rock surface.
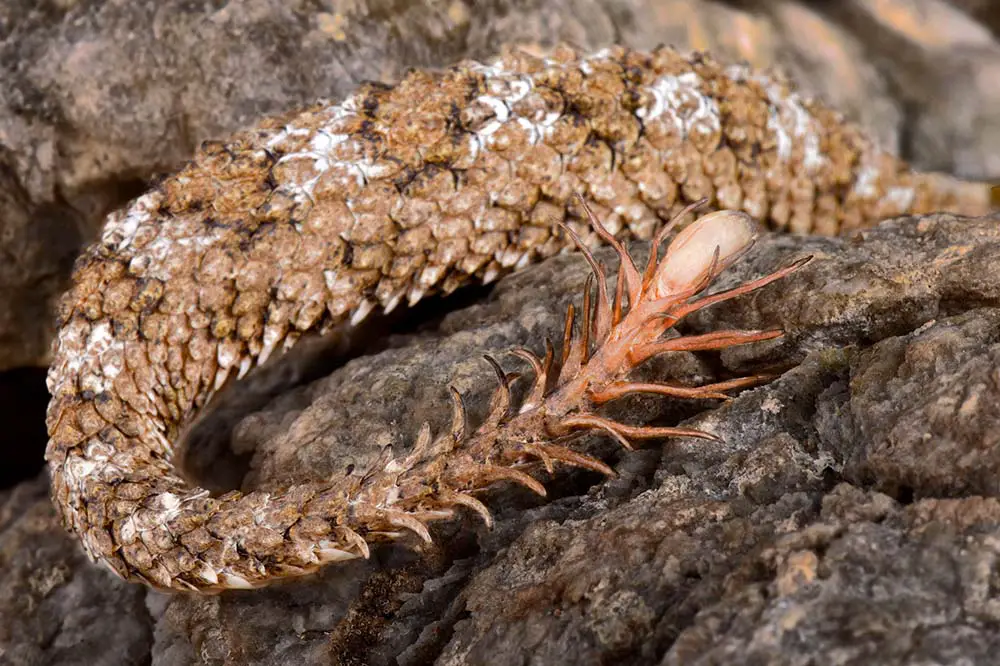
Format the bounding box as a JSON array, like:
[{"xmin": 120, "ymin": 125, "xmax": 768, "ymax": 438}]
[
  {"xmin": 819, "ymin": 0, "xmax": 1000, "ymax": 179},
  {"xmin": 7, "ymin": 212, "xmax": 1000, "ymax": 664},
  {"xmin": 951, "ymin": 0, "xmax": 1000, "ymax": 36},
  {"xmin": 0, "ymin": 476, "xmax": 151, "ymax": 666}
]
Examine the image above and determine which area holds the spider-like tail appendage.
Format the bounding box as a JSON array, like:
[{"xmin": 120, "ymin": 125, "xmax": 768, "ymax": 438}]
[{"xmin": 348, "ymin": 199, "xmax": 812, "ymax": 546}]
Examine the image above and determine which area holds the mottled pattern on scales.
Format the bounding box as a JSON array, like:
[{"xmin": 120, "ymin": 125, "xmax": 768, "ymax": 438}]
[{"xmin": 45, "ymin": 44, "xmax": 988, "ymax": 592}]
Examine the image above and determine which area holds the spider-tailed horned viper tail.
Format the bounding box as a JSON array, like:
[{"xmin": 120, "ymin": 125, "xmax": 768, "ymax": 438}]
[{"xmin": 45, "ymin": 44, "xmax": 991, "ymax": 592}]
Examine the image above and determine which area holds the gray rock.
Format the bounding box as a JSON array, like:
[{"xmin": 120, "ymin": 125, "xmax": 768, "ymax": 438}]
[
  {"xmin": 661, "ymin": 486, "xmax": 1000, "ymax": 665},
  {"xmin": 814, "ymin": 0, "xmax": 1000, "ymax": 179},
  {"xmin": 842, "ymin": 309, "xmax": 1000, "ymax": 498},
  {"xmin": 0, "ymin": 152, "xmax": 83, "ymax": 371},
  {"xmin": 949, "ymin": 0, "xmax": 1000, "ymax": 36},
  {"xmin": 0, "ymin": 476, "xmax": 151, "ymax": 666}
]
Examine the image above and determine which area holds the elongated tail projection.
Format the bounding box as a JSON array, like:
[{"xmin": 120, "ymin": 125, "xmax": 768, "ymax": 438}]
[
  {"xmin": 46, "ymin": 44, "xmax": 967, "ymax": 593},
  {"xmin": 53, "ymin": 193, "xmax": 807, "ymax": 591},
  {"xmin": 383, "ymin": 200, "xmax": 813, "ymax": 533}
]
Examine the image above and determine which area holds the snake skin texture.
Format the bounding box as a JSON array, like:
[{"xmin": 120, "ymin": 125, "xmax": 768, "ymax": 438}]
[{"xmin": 44, "ymin": 44, "xmax": 990, "ymax": 592}]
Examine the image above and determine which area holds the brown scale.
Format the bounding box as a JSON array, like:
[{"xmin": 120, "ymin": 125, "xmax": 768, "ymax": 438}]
[{"xmin": 45, "ymin": 44, "xmax": 990, "ymax": 592}]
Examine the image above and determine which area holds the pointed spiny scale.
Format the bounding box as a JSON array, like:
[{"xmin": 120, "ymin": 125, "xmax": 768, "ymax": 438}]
[
  {"xmin": 467, "ymin": 465, "xmax": 547, "ymax": 497},
  {"xmin": 557, "ymin": 221, "xmax": 611, "ymax": 340},
  {"xmin": 612, "ymin": 261, "xmax": 627, "ymax": 329},
  {"xmin": 581, "ymin": 273, "xmax": 594, "ymax": 363},
  {"xmin": 213, "ymin": 365, "xmax": 232, "ymax": 392},
  {"xmin": 643, "ymin": 198, "xmax": 708, "ymax": 289},
  {"xmin": 411, "ymin": 508, "xmax": 456, "ymax": 522},
  {"xmin": 386, "ymin": 511, "xmax": 434, "ymax": 544},
  {"xmin": 383, "ymin": 288, "xmax": 406, "ymax": 315},
  {"xmin": 448, "ymin": 387, "xmax": 468, "ymax": 443},
  {"xmin": 632, "ymin": 329, "xmax": 784, "ymax": 366},
  {"xmin": 558, "ymin": 414, "xmax": 722, "ymax": 444},
  {"xmin": 283, "ymin": 331, "xmax": 300, "ymax": 354},
  {"xmin": 560, "ymin": 304, "xmax": 575, "ymax": 370},
  {"xmin": 553, "ymin": 413, "xmax": 634, "ymax": 451},
  {"xmin": 350, "ymin": 299, "xmax": 376, "ymax": 326},
  {"xmin": 439, "ymin": 489, "xmax": 494, "ymax": 528},
  {"xmin": 559, "ymin": 301, "xmax": 585, "ymax": 381},
  {"xmin": 511, "ymin": 348, "xmax": 546, "ymax": 413},
  {"xmin": 588, "ymin": 374, "xmax": 774, "ymax": 404},
  {"xmin": 410, "ymin": 422, "xmax": 434, "ymax": 460},
  {"xmin": 482, "ymin": 355, "xmax": 513, "ymax": 430},
  {"xmin": 363, "ymin": 445, "xmax": 398, "ymax": 484},
  {"xmin": 335, "ymin": 526, "xmax": 371, "ymax": 559},
  {"xmin": 575, "ymin": 194, "xmax": 642, "ymax": 311},
  {"xmin": 510, "ymin": 348, "xmax": 544, "ymax": 378},
  {"xmin": 619, "ymin": 424, "xmax": 723, "ymax": 442},
  {"xmin": 174, "ymin": 578, "xmax": 200, "ymax": 592},
  {"xmin": 523, "ymin": 443, "xmax": 555, "ymax": 474},
  {"xmin": 668, "ymin": 255, "xmax": 815, "ymax": 323},
  {"xmin": 314, "ymin": 545, "xmax": 360, "ymax": 565},
  {"xmin": 407, "ymin": 286, "xmax": 426, "ymax": 307},
  {"xmin": 257, "ymin": 328, "xmax": 281, "ymax": 367},
  {"xmin": 237, "ymin": 356, "xmax": 254, "ymax": 380},
  {"xmin": 541, "ymin": 339, "xmax": 558, "ymax": 396},
  {"xmin": 366, "ymin": 530, "xmax": 407, "ymax": 541},
  {"xmin": 525, "ymin": 443, "xmax": 616, "ymax": 478}
]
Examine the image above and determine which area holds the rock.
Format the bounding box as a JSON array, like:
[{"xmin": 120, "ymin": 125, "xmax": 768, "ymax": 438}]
[
  {"xmin": 815, "ymin": 0, "xmax": 1000, "ymax": 179},
  {"xmin": 949, "ymin": 0, "xmax": 1000, "ymax": 36},
  {"xmin": 0, "ymin": 153, "xmax": 83, "ymax": 371},
  {"xmin": 661, "ymin": 486, "xmax": 1000, "ymax": 664},
  {"xmin": 0, "ymin": 476, "xmax": 151, "ymax": 666},
  {"xmin": 840, "ymin": 308, "xmax": 1000, "ymax": 496}
]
